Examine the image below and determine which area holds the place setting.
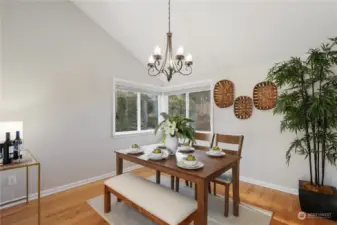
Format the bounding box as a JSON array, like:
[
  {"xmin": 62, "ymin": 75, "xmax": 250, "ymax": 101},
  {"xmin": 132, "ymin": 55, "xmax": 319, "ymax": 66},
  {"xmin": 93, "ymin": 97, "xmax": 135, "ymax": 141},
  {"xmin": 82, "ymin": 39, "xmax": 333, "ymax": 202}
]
[
  {"xmin": 177, "ymin": 154, "xmax": 204, "ymax": 170},
  {"xmin": 124, "ymin": 144, "xmax": 144, "ymax": 155},
  {"xmin": 177, "ymin": 142, "xmax": 195, "ymax": 153},
  {"xmin": 205, "ymin": 145, "xmax": 226, "ymax": 157},
  {"xmin": 147, "ymin": 147, "xmax": 169, "ymax": 161}
]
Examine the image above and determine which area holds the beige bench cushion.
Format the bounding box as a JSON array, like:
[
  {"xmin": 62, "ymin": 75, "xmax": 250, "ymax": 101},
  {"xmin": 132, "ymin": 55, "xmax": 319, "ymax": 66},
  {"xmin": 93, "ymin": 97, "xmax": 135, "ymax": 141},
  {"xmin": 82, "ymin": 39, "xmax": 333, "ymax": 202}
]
[{"xmin": 105, "ymin": 173, "xmax": 197, "ymax": 225}]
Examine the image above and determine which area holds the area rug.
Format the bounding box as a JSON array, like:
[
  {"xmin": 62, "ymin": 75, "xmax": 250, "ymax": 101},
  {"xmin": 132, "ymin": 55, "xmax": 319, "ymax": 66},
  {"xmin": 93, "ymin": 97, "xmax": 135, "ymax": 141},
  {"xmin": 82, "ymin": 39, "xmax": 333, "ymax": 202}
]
[{"xmin": 87, "ymin": 175, "xmax": 272, "ymax": 225}]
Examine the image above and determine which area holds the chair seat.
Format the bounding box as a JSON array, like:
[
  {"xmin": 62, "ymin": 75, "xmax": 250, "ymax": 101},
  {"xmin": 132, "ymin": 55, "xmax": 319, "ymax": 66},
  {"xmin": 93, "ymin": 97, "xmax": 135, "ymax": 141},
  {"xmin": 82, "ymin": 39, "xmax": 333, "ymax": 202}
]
[
  {"xmin": 215, "ymin": 169, "xmax": 232, "ymax": 184},
  {"xmin": 105, "ymin": 173, "xmax": 197, "ymax": 225}
]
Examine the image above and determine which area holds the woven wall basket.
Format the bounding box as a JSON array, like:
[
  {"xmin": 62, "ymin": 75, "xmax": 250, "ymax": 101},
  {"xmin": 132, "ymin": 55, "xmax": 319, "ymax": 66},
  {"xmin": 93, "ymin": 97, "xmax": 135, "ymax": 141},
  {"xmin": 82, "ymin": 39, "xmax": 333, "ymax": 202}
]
[
  {"xmin": 234, "ymin": 96, "xmax": 253, "ymax": 119},
  {"xmin": 253, "ymin": 81, "xmax": 277, "ymax": 110},
  {"xmin": 214, "ymin": 80, "xmax": 234, "ymax": 108}
]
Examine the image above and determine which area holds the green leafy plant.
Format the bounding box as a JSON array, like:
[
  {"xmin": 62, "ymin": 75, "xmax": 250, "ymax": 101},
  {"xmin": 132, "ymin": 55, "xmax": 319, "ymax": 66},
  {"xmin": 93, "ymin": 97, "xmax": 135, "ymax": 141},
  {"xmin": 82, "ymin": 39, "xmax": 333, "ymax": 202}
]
[
  {"xmin": 155, "ymin": 112, "xmax": 195, "ymax": 143},
  {"xmin": 267, "ymin": 37, "xmax": 337, "ymax": 186}
]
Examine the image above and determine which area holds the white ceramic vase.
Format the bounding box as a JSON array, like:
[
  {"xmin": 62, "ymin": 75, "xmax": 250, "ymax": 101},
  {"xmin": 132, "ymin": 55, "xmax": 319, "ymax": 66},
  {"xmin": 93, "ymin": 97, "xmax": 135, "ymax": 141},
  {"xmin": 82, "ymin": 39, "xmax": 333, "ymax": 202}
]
[{"xmin": 165, "ymin": 135, "xmax": 179, "ymax": 155}]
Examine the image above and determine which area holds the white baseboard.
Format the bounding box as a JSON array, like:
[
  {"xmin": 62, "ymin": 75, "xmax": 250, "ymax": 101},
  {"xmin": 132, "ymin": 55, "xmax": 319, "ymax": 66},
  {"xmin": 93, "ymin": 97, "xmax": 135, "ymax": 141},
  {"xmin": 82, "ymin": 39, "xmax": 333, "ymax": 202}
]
[
  {"xmin": 239, "ymin": 176, "xmax": 298, "ymax": 195},
  {"xmin": 0, "ymin": 165, "xmax": 142, "ymax": 209},
  {"xmin": 1, "ymin": 165, "xmax": 298, "ymax": 209}
]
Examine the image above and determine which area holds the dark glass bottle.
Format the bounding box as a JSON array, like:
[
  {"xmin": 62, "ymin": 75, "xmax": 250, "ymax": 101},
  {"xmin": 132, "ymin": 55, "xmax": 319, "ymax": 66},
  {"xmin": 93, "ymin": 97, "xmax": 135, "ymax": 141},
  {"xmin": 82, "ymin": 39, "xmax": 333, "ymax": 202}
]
[
  {"xmin": 3, "ymin": 132, "xmax": 13, "ymax": 165},
  {"xmin": 13, "ymin": 131, "xmax": 22, "ymax": 160}
]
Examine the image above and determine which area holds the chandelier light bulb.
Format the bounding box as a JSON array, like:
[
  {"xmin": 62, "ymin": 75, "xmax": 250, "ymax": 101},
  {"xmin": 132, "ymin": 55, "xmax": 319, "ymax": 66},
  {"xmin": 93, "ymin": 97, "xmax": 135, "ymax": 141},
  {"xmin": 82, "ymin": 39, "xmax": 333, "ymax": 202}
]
[
  {"xmin": 177, "ymin": 46, "xmax": 184, "ymax": 56},
  {"xmin": 148, "ymin": 55, "xmax": 155, "ymax": 64},
  {"xmin": 154, "ymin": 46, "xmax": 162, "ymax": 55},
  {"xmin": 186, "ymin": 53, "xmax": 193, "ymax": 62}
]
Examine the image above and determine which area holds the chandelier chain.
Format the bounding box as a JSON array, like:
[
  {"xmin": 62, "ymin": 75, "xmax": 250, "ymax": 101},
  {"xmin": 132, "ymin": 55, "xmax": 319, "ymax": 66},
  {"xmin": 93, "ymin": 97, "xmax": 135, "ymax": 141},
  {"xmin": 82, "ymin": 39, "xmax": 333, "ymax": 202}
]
[{"xmin": 168, "ymin": 0, "xmax": 171, "ymax": 33}]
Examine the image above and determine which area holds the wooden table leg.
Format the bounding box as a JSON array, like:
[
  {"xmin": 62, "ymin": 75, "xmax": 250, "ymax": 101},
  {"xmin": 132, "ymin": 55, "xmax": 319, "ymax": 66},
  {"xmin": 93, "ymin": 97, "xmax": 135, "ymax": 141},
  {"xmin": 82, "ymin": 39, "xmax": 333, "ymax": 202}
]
[
  {"xmin": 116, "ymin": 153, "xmax": 123, "ymax": 202},
  {"xmin": 156, "ymin": 171, "xmax": 161, "ymax": 184},
  {"xmin": 175, "ymin": 177, "xmax": 180, "ymax": 192},
  {"xmin": 232, "ymin": 161, "xmax": 240, "ymax": 216},
  {"xmin": 170, "ymin": 176, "xmax": 174, "ymax": 190},
  {"xmin": 195, "ymin": 179, "xmax": 208, "ymax": 225}
]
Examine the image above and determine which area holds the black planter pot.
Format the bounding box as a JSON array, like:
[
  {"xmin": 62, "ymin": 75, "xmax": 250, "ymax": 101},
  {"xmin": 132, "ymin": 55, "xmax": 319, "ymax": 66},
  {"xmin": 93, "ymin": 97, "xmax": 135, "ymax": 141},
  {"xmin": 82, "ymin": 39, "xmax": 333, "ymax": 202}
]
[{"xmin": 299, "ymin": 180, "xmax": 337, "ymax": 221}]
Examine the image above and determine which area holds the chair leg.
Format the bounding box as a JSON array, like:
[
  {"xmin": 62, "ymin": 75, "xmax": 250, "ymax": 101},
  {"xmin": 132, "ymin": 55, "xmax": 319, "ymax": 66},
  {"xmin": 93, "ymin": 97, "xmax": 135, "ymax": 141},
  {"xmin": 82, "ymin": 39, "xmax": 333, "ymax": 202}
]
[
  {"xmin": 224, "ymin": 184, "xmax": 230, "ymax": 217},
  {"xmin": 213, "ymin": 182, "xmax": 217, "ymax": 196},
  {"xmin": 175, "ymin": 177, "xmax": 180, "ymax": 192},
  {"xmin": 208, "ymin": 182, "xmax": 211, "ymax": 194},
  {"xmin": 171, "ymin": 176, "xmax": 175, "ymax": 190},
  {"xmin": 194, "ymin": 184, "xmax": 197, "ymax": 201},
  {"xmin": 185, "ymin": 180, "xmax": 189, "ymax": 187},
  {"xmin": 104, "ymin": 186, "xmax": 111, "ymax": 213},
  {"xmin": 189, "ymin": 182, "xmax": 193, "ymax": 187}
]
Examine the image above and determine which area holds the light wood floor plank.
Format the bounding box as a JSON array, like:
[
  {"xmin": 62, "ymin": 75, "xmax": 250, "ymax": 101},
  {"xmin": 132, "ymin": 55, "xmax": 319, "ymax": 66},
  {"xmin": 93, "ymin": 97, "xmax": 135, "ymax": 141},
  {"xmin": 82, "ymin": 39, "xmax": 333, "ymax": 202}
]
[{"xmin": 0, "ymin": 167, "xmax": 334, "ymax": 225}]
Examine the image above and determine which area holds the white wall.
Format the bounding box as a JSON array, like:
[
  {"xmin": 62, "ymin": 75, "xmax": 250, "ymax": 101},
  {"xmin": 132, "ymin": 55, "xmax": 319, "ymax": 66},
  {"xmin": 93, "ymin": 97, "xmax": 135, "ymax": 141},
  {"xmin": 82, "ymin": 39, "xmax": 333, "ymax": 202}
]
[
  {"xmin": 173, "ymin": 64, "xmax": 337, "ymax": 193},
  {"xmin": 0, "ymin": 0, "xmax": 159, "ymax": 203},
  {"xmin": 71, "ymin": 0, "xmax": 337, "ymax": 192}
]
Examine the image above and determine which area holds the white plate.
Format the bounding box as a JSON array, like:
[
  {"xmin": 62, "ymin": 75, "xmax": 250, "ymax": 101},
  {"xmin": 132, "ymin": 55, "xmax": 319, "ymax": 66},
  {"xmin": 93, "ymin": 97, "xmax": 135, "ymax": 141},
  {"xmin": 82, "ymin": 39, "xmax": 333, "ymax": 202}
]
[
  {"xmin": 177, "ymin": 160, "xmax": 204, "ymax": 170},
  {"xmin": 206, "ymin": 151, "xmax": 225, "ymax": 157},
  {"xmin": 178, "ymin": 146, "xmax": 195, "ymax": 152},
  {"xmin": 148, "ymin": 150, "xmax": 169, "ymax": 160},
  {"xmin": 127, "ymin": 148, "xmax": 144, "ymax": 155}
]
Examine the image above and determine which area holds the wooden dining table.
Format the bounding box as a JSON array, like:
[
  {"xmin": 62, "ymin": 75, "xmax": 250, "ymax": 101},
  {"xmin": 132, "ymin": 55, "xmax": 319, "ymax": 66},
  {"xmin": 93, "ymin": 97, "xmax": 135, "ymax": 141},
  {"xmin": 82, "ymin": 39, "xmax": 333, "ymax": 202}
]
[{"xmin": 115, "ymin": 145, "xmax": 240, "ymax": 225}]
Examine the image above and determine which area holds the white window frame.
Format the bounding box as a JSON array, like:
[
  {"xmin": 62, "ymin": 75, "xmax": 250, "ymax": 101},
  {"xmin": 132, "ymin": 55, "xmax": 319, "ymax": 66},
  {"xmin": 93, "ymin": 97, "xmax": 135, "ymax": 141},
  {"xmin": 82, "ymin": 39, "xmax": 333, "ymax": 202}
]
[
  {"xmin": 112, "ymin": 78, "xmax": 162, "ymax": 137},
  {"xmin": 164, "ymin": 81, "xmax": 213, "ymax": 134},
  {"xmin": 112, "ymin": 78, "xmax": 213, "ymax": 137}
]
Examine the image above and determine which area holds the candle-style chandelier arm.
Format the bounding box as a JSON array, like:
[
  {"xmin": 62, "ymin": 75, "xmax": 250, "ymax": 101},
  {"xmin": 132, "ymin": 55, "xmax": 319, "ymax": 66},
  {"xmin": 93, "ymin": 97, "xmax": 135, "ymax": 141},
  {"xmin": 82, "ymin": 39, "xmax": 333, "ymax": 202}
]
[
  {"xmin": 148, "ymin": 61, "xmax": 162, "ymax": 76},
  {"xmin": 176, "ymin": 60, "xmax": 193, "ymax": 76}
]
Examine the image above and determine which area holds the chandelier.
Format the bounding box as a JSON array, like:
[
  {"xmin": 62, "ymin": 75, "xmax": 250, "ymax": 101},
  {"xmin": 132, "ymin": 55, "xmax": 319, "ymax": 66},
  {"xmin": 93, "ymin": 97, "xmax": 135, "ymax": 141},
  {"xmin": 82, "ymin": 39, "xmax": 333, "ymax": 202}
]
[{"xmin": 147, "ymin": 0, "xmax": 193, "ymax": 82}]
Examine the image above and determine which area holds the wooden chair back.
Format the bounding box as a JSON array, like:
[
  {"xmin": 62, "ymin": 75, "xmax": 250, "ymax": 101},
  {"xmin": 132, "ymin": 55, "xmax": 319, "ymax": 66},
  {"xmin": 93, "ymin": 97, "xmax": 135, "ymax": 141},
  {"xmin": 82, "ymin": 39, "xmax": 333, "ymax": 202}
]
[
  {"xmin": 215, "ymin": 134, "xmax": 244, "ymax": 157},
  {"xmin": 193, "ymin": 132, "xmax": 215, "ymax": 151}
]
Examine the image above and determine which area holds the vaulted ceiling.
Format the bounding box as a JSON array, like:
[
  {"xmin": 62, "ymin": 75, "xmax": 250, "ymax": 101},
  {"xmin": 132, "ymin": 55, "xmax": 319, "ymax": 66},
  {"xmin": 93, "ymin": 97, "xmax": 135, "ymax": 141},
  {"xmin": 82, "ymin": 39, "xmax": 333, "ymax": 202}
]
[{"xmin": 71, "ymin": 0, "xmax": 337, "ymax": 76}]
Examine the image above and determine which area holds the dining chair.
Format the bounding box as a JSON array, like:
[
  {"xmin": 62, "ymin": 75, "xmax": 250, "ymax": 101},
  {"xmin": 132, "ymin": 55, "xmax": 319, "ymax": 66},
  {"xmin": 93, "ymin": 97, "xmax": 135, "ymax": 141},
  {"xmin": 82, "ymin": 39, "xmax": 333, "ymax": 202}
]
[
  {"xmin": 212, "ymin": 133, "xmax": 244, "ymax": 217},
  {"xmin": 183, "ymin": 132, "xmax": 215, "ymax": 194}
]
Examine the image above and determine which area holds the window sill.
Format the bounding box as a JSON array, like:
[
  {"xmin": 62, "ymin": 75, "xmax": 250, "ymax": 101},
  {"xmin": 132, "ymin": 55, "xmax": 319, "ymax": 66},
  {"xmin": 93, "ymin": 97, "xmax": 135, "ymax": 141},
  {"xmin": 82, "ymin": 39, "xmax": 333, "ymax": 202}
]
[{"xmin": 112, "ymin": 130, "xmax": 155, "ymax": 139}]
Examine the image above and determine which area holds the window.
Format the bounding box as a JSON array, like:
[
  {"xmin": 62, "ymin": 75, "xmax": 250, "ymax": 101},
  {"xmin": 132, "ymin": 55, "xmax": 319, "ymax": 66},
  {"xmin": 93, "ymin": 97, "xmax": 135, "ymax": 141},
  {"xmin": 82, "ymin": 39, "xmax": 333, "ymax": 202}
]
[
  {"xmin": 189, "ymin": 91, "xmax": 211, "ymax": 131},
  {"xmin": 167, "ymin": 87, "xmax": 212, "ymax": 132},
  {"xmin": 141, "ymin": 93, "xmax": 158, "ymax": 130},
  {"xmin": 115, "ymin": 90, "xmax": 138, "ymax": 132},
  {"xmin": 113, "ymin": 79, "xmax": 212, "ymax": 136},
  {"xmin": 168, "ymin": 94, "xmax": 186, "ymax": 117},
  {"xmin": 114, "ymin": 80, "xmax": 160, "ymax": 135}
]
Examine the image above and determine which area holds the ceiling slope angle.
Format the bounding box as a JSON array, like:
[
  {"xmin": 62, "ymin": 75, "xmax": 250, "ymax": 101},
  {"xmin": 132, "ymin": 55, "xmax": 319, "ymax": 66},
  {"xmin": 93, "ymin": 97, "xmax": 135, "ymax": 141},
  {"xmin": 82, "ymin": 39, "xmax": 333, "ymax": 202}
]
[{"xmin": 71, "ymin": 0, "xmax": 337, "ymax": 76}]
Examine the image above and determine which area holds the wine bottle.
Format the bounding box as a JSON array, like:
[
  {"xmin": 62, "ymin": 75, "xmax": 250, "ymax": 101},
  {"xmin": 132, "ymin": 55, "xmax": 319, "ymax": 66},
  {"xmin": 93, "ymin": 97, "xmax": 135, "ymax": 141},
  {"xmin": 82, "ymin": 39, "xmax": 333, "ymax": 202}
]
[
  {"xmin": 3, "ymin": 132, "xmax": 13, "ymax": 165},
  {"xmin": 13, "ymin": 131, "xmax": 22, "ymax": 161}
]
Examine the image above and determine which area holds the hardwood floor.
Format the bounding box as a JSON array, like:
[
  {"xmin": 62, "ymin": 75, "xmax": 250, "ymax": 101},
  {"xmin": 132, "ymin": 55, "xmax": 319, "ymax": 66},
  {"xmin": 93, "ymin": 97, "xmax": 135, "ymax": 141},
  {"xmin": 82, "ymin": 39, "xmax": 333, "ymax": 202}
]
[{"xmin": 0, "ymin": 167, "xmax": 335, "ymax": 225}]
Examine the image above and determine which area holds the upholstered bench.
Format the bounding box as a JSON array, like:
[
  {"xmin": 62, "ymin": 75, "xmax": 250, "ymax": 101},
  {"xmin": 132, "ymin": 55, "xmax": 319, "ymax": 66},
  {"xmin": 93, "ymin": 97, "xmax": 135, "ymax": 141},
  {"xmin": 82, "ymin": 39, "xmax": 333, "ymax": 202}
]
[{"xmin": 104, "ymin": 173, "xmax": 198, "ymax": 225}]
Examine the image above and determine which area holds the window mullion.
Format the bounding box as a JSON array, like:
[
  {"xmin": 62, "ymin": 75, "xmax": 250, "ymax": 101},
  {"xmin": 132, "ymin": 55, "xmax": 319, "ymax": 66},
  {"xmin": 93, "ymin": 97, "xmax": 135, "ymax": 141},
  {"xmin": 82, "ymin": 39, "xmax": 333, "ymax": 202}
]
[
  {"xmin": 137, "ymin": 92, "xmax": 141, "ymax": 131},
  {"xmin": 186, "ymin": 92, "xmax": 189, "ymax": 118}
]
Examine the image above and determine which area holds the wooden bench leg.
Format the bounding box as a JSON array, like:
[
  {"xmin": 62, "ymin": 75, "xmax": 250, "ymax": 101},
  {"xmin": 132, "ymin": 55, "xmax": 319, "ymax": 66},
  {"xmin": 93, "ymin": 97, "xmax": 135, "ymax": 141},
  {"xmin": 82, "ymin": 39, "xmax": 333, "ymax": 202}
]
[
  {"xmin": 104, "ymin": 186, "xmax": 111, "ymax": 213},
  {"xmin": 175, "ymin": 177, "xmax": 180, "ymax": 192},
  {"xmin": 171, "ymin": 176, "xmax": 175, "ymax": 190},
  {"xmin": 224, "ymin": 184, "xmax": 230, "ymax": 217},
  {"xmin": 208, "ymin": 182, "xmax": 211, "ymax": 194},
  {"xmin": 213, "ymin": 182, "xmax": 217, "ymax": 196},
  {"xmin": 185, "ymin": 180, "xmax": 189, "ymax": 187}
]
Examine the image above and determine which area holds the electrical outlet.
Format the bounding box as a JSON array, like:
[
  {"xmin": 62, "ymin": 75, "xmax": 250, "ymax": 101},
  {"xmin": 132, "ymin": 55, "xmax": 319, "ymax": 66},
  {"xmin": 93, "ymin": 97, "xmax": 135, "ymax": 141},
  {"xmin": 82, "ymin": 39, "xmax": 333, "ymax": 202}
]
[{"xmin": 8, "ymin": 175, "xmax": 17, "ymax": 186}]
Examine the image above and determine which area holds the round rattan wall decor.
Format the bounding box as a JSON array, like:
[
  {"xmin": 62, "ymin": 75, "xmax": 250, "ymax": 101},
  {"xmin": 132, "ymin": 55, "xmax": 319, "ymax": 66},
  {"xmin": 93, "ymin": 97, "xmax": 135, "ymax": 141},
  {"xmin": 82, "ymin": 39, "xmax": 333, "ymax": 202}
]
[
  {"xmin": 234, "ymin": 96, "xmax": 253, "ymax": 119},
  {"xmin": 253, "ymin": 81, "xmax": 277, "ymax": 110},
  {"xmin": 213, "ymin": 80, "xmax": 234, "ymax": 108}
]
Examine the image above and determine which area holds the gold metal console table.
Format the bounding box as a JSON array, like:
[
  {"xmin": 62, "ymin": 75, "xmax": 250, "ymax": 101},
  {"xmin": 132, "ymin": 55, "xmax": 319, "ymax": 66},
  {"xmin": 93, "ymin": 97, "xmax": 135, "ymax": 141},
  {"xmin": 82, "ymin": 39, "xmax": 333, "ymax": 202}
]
[{"xmin": 0, "ymin": 150, "xmax": 41, "ymax": 225}]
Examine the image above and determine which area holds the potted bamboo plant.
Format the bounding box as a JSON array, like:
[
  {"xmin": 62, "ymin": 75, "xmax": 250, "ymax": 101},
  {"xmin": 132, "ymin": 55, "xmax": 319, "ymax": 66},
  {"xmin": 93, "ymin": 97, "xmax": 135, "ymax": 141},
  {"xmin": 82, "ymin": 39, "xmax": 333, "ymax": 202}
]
[{"xmin": 267, "ymin": 37, "xmax": 337, "ymax": 220}]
